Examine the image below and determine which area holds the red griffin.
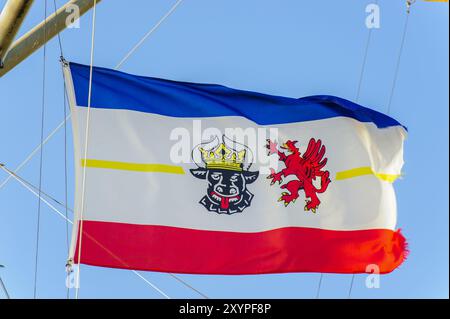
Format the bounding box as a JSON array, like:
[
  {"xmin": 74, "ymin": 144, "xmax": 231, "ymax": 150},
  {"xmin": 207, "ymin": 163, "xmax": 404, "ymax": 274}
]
[{"xmin": 266, "ymin": 138, "xmax": 331, "ymax": 213}]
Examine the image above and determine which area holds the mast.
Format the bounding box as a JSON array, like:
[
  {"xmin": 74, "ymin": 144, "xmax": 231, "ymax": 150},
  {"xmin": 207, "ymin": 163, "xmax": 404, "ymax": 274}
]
[
  {"xmin": 0, "ymin": 0, "xmax": 101, "ymax": 78},
  {"xmin": 0, "ymin": 0, "xmax": 34, "ymax": 67}
]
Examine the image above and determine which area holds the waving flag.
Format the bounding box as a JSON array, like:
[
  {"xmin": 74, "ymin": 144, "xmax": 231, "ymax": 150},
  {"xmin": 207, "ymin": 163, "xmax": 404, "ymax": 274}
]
[{"xmin": 64, "ymin": 62, "xmax": 407, "ymax": 274}]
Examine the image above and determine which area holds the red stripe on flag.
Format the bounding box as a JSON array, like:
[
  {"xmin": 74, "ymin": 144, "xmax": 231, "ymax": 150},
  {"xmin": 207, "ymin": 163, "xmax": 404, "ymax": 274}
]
[{"xmin": 74, "ymin": 221, "xmax": 407, "ymax": 274}]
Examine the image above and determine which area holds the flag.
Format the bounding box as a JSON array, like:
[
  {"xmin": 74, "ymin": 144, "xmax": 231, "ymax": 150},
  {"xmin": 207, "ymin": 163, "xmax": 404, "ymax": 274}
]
[{"xmin": 64, "ymin": 62, "xmax": 407, "ymax": 274}]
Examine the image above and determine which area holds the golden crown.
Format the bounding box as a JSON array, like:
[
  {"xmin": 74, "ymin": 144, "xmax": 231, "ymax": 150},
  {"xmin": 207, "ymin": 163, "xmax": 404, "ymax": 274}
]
[{"xmin": 199, "ymin": 143, "xmax": 246, "ymax": 171}]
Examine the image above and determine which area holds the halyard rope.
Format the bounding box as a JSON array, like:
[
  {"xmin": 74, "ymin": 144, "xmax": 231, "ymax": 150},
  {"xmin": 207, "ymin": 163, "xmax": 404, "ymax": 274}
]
[
  {"xmin": 33, "ymin": 0, "xmax": 48, "ymax": 299},
  {"xmin": 115, "ymin": 0, "xmax": 183, "ymax": 69},
  {"xmin": 52, "ymin": 0, "xmax": 70, "ymax": 299}
]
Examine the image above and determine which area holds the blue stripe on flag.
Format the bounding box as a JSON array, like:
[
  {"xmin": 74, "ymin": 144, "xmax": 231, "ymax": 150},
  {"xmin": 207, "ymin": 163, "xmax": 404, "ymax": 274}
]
[{"xmin": 69, "ymin": 62, "xmax": 405, "ymax": 129}]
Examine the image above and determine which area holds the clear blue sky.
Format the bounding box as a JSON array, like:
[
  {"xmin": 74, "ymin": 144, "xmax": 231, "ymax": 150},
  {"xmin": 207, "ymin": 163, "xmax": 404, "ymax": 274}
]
[{"xmin": 0, "ymin": 0, "xmax": 448, "ymax": 299}]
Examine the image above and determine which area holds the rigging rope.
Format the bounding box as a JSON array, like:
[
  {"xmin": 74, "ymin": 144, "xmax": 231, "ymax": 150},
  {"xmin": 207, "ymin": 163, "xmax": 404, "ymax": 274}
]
[
  {"xmin": 132, "ymin": 271, "xmax": 170, "ymax": 299},
  {"xmin": 347, "ymin": 273, "xmax": 356, "ymax": 299},
  {"xmin": 387, "ymin": 9, "xmax": 410, "ymax": 114},
  {"xmin": 0, "ymin": 115, "xmax": 71, "ymax": 191},
  {"xmin": 315, "ymin": 273, "xmax": 323, "ymax": 299},
  {"xmin": 0, "ymin": 264, "xmax": 10, "ymax": 299},
  {"xmin": 168, "ymin": 273, "xmax": 209, "ymax": 299},
  {"xmin": 53, "ymin": 0, "xmax": 64, "ymax": 58},
  {"xmin": 33, "ymin": 0, "xmax": 48, "ymax": 299},
  {"xmin": 52, "ymin": 0, "xmax": 70, "ymax": 300},
  {"xmin": 356, "ymin": 0, "xmax": 379, "ymax": 102},
  {"xmin": 1, "ymin": 165, "xmax": 72, "ymax": 213},
  {"xmin": 115, "ymin": 0, "xmax": 183, "ymax": 69},
  {"xmin": 317, "ymin": 0, "xmax": 380, "ymax": 299},
  {"xmin": 0, "ymin": 274, "xmax": 10, "ymax": 299},
  {"xmin": 347, "ymin": 3, "xmax": 412, "ymax": 299},
  {"xmin": 0, "ymin": 164, "xmax": 173, "ymax": 299},
  {"xmin": 347, "ymin": 280, "xmax": 354, "ymax": 298},
  {"xmin": 75, "ymin": 0, "xmax": 97, "ymax": 299},
  {"xmin": 1, "ymin": 165, "xmax": 70, "ymax": 221},
  {"xmin": 346, "ymin": 0, "xmax": 379, "ymax": 298}
]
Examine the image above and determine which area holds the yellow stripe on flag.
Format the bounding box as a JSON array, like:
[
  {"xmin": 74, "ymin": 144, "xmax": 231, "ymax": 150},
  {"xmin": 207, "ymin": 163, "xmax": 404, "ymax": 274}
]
[
  {"xmin": 81, "ymin": 159, "xmax": 185, "ymax": 174},
  {"xmin": 335, "ymin": 167, "xmax": 400, "ymax": 183}
]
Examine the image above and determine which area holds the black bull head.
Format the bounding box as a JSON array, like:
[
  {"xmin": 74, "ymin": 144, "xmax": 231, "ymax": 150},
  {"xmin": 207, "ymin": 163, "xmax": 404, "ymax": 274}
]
[{"xmin": 190, "ymin": 168, "xmax": 259, "ymax": 214}]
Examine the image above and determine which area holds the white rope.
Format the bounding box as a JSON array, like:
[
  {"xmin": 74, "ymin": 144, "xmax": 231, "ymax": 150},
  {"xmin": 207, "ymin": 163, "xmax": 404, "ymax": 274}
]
[
  {"xmin": 75, "ymin": 0, "xmax": 97, "ymax": 299},
  {"xmin": 0, "ymin": 164, "xmax": 171, "ymax": 299},
  {"xmin": 1, "ymin": 164, "xmax": 73, "ymax": 213},
  {"xmin": 132, "ymin": 271, "xmax": 170, "ymax": 299},
  {"xmin": 0, "ymin": 114, "xmax": 71, "ymax": 191},
  {"xmin": 0, "ymin": 274, "xmax": 10, "ymax": 299},
  {"xmin": 115, "ymin": 0, "xmax": 183, "ymax": 69}
]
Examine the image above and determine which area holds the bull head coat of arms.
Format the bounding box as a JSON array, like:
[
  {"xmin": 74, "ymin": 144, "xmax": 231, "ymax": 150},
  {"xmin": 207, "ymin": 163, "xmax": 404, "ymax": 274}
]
[{"xmin": 190, "ymin": 135, "xmax": 259, "ymax": 215}]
